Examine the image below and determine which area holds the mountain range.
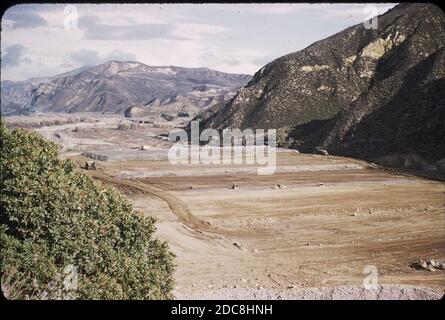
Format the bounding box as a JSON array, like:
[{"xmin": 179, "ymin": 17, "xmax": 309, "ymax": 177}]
[{"xmin": 1, "ymin": 61, "xmax": 251, "ymax": 116}]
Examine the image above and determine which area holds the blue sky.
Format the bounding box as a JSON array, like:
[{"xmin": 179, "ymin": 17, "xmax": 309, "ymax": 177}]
[{"xmin": 1, "ymin": 3, "xmax": 397, "ymax": 81}]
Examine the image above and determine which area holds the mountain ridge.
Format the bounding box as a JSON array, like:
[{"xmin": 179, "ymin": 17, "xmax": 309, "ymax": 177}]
[
  {"xmin": 200, "ymin": 3, "xmax": 445, "ymax": 166},
  {"xmin": 1, "ymin": 60, "xmax": 251, "ymax": 116}
]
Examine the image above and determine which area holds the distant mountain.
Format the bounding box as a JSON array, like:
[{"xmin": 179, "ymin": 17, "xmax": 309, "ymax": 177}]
[
  {"xmin": 1, "ymin": 61, "xmax": 251, "ymax": 115},
  {"xmin": 201, "ymin": 3, "xmax": 445, "ymax": 165},
  {"xmin": 124, "ymin": 84, "xmax": 237, "ymax": 117},
  {"xmin": 1, "ymin": 65, "xmax": 92, "ymax": 115}
]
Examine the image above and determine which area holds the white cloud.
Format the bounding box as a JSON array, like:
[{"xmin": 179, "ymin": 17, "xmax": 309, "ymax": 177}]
[
  {"xmin": 2, "ymin": 44, "xmax": 28, "ymax": 67},
  {"xmin": 172, "ymin": 22, "xmax": 230, "ymax": 40},
  {"xmin": 211, "ymin": 3, "xmax": 327, "ymax": 15},
  {"xmin": 321, "ymin": 4, "xmax": 397, "ymax": 21}
]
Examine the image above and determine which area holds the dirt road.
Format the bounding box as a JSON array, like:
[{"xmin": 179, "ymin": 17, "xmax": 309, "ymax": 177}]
[{"xmin": 88, "ymin": 169, "xmax": 211, "ymax": 230}]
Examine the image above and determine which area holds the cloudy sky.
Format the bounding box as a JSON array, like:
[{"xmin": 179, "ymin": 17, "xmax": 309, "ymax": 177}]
[{"xmin": 1, "ymin": 3, "xmax": 397, "ymax": 81}]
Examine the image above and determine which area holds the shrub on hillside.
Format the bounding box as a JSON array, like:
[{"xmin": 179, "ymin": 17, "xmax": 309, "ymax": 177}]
[{"xmin": 0, "ymin": 122, "xmax": 175, "ymax": 299}]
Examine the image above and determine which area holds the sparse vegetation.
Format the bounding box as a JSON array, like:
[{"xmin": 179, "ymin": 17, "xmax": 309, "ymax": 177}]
[
  {"xmin": 161, "ymin": 114, "xmax": 175, "ymax": 121},
  {"xmin": 4, "ymin": 116, "xmax": 98, "ymax": 130},
  {"xmin": 117, "ymin": 123, "xmax": 131, "ymax": 130},
  {"xmin": 0, "ymin": 122, "xmax": 175, "ymax": 299},
  {"xmin": 193, "ymin": 113, "xmax": 203, "ymax": 121}
]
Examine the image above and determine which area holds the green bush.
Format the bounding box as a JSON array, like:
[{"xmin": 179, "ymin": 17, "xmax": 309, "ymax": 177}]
[{"xmin": 0, "ymin": 122, "xmax": 175, "ymax": 299}]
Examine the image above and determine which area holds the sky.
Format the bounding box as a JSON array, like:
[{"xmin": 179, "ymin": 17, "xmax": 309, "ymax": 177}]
[{"xmin": 1, "ymin": 3, "xmax": 397, "ymax": 81}]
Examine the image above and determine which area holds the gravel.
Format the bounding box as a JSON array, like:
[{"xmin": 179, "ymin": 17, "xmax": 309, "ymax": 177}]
[{"xmin": 175, "ymin": 285, "xmax": 444, "ymax": 300}]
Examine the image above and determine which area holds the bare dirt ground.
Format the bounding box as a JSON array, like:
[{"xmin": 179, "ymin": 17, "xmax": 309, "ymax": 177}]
[
  {"xmin": 7, "ymin": 114, "xmax": 445, "ymax": 299},
  {"xmin": 69, "ymin": 152, "xmax": 445, "ymax": 300},
  {"xmin": 5, "ymin": 112, "xmax": 186, "ymax": 151}
]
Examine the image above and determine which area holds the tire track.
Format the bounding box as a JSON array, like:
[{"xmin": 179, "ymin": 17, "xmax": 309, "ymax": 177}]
[{"xmin": 89, "ymin": 169, "xmax": 212, "ymax": 231}]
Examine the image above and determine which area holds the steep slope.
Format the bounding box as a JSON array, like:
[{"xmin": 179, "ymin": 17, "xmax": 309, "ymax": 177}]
[
  {"xmin": 302, "ymin": 47, "xmax": 445, "ymax": 162},
  {"xmin": 1, "ymin": 65, "xmax": 92, "ymax": 115},
  {"xmin": 1, "ymin": 61, "xmax": 251, "ymax": 115},
  {"xmin": 1, "ymin": 80, "xmax": 40, "ymax": 115},
  {"xmin": 292, "ymin": 3, "xmax": 445, "ymax": 163},
  {"xmin": 202, "ymin": 3, "xmax": 445, "ymax": 164}
]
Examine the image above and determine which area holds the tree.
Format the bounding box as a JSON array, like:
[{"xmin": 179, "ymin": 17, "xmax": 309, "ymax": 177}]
[{"xmin": 0, "ymin": 122, "xmax": 175, "ymax": 299}]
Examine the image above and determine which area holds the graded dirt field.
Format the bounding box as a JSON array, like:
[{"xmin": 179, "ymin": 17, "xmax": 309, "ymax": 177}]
[{"xmin": 67, "ymin": 151, "xmax": 445, "ymax": 299}]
